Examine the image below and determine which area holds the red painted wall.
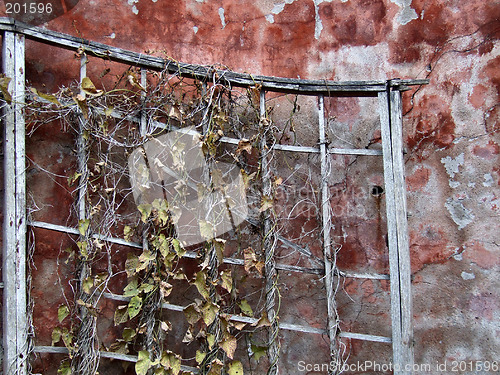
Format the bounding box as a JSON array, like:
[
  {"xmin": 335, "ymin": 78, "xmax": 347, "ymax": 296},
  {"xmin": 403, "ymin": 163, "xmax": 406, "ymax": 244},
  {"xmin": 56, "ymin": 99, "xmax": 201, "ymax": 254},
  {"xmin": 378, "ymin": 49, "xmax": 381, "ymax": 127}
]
[{"xmin": 1, "ymin": 0, "xmax": 499, "ymax": 373}]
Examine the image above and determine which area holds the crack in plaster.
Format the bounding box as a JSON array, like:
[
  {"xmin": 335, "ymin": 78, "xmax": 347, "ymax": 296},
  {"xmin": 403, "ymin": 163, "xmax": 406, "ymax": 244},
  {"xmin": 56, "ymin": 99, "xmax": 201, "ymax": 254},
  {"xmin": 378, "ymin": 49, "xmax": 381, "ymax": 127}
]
[
  {"xmin": 445, "ymin": 198, "xmax": 475, "ymax": 230},
  {"xmin": 390, "ymin": 0, "xmax": 418, "ymax": 25}
]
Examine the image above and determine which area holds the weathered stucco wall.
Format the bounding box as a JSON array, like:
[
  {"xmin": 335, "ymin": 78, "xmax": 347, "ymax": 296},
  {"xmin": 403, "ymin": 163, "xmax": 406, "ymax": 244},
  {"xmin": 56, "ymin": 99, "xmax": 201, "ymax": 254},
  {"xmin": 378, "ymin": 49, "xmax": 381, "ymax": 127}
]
[{"xmin": 1, "ymin": 0, "xmax": 499, "ymax": 374}]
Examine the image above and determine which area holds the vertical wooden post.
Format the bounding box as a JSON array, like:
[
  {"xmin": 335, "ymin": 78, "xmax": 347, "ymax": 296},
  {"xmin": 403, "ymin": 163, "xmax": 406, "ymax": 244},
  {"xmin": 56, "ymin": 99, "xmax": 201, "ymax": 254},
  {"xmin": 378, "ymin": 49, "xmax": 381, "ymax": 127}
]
[
  {"xmin": 2, "ymin": 31, "xmax": 28, "ymax": 375},
  {"xmin": 77, "ymin": 54, "xmax": 88, "ymax": 220},
  {"xmin": 389, "ymin": 87, "xmax": 414, "ymax": 371},
  {"xmin": 139, "ymin": 68, "xmax": 148, "ymax": 252},
  {"xmin": 378, "ymin": 83, "xmax": 414, "ymax": 375},
  {"xmin": 260, "ymin": 90, "xmax": 280, "ymax": 374},
  {"xmin": 72, "ymin": 53, "xmax": 100, "ymax": 375},
  {"xmin": 318, "ymin": 95, "xmax": 340, "ymax": 372},
  {"xmin": 140, "ymin": 69, "xmax": 147, "ymax": 136}
]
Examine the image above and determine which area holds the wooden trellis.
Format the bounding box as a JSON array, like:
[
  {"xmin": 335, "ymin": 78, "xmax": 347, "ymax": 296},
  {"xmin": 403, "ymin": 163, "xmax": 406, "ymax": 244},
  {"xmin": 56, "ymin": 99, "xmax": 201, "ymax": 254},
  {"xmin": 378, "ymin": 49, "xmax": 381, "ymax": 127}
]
[{"xmin": 1, "ymin": 17, "xmax": 427, "ymax": 375}]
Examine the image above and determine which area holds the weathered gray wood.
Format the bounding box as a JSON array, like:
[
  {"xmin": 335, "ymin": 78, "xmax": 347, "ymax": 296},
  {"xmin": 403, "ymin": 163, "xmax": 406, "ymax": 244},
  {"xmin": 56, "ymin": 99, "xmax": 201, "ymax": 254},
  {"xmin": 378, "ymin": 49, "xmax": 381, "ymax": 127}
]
[
  {"xmin": 2, "ymin": 30, "xmax": 28, "ymax": 375},
  {"xmin": 102, "ymin": 292, "xmax": 391, "ymax": 342},
  {"xmin": 14, "ymin": 31, "xmax": 27, "ymax": 375},
  {"xmin": 28, "ymin": 221, "xmax": 326, "ymax": 275},
  {"xmin": 339, "ymin": 332, "xmax": 392, "ymax": 344},
  {"xmin": 128, "ymin": 111, "xmax": 383, "ymax": 155},
  {"xmin": 318, "ymin": 95, "xmax": 340, "ymax": 371},
  {"xmin": 339, "ymin": 270, "xmax": 390, "ymax": 280},
  {"xmin": 33, "ymin": 346, "xmax": 199, "ymax": 373},
  {"xmin": 32, "ymin": 220, "xmax": 394, "ymax": 281},
  {"xmin": 77, "ymin": 55, "xmax": 88, "ymax": 220},
  {"xmin": 379, "ymin": 89, "xmax": 411, "ymax": 374},
  {"xmin": 34, "ymin": 221, "xmax": 393, "ymax": 281},
  {"xmin": 329, "ymin": 147, "xmax": 382, "ymax": 156},
  {"xmin": 390, "ymin": 89, "xmax": 414, "ymax": 371},
  {"xmin": 0, "ymin": 18, "xmax": 428, "ymax": 96},
  {"xmin": 140, "ymin": 69, "xmax": 147, "ymax": 136}
]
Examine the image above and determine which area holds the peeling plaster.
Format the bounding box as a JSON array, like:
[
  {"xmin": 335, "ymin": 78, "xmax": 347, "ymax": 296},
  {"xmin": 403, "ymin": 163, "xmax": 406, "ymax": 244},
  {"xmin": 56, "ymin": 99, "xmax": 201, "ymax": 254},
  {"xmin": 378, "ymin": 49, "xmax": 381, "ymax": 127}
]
[
  {"xmin": 483, "ymin": 173, "xmax": 494, "ymax": 187},
  {"xmin": 265, "ymin": 14, "xmax": 275, "ymax": 23},
  {"xmin": 441, "ymin": 153, "xmax": 465, "ymax": 179},
  {"xmin": 390, "ymin": 0, "xmax": 418, "ymax": 25},
  {"xmin": 314, "ymin": 44, "xmax": 390, "ymax": 80},
  {"xmin": 128, "ymin": 0, "xmax": 139, "ymax": 15},
  {"xmin": 218, "ymin": 7, "xmax": 226, "ymax": 29},
  {"xmin": 445, "ymin": 198, "xmax": 475, "ymax": 230},
  {"xmin": 461, "ymin": 271, "xmax": 475, "ymax": 280},
  {"xmin": 312, "ymin": 0, "xmax": 345, "ymax": 40},
  {"xmin": 313, "ymin": 0, "xmax": 323, "ymax": 40},
  {"xmin": 264, "ymin": 0, "xmax": 297, "ymax": 25},
  {"xmin": 264, "ymin": 0, "xmax": 347, "ymax": 40}
]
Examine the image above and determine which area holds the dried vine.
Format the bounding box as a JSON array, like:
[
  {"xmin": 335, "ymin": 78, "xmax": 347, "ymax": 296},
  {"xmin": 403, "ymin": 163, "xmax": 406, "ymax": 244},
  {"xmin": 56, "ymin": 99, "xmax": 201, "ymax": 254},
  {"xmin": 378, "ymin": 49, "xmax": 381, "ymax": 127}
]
[{"xmin": 9, "ymin": 54, "xmax": 347, "ymax": 375}]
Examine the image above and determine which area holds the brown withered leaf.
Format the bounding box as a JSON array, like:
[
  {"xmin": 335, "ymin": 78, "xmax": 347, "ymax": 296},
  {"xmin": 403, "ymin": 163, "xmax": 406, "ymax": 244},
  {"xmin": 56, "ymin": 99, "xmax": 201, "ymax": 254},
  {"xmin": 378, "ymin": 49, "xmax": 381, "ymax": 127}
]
[{"xmin": 235, "ymin": 138, "xmax": 253, "ymax": 156}]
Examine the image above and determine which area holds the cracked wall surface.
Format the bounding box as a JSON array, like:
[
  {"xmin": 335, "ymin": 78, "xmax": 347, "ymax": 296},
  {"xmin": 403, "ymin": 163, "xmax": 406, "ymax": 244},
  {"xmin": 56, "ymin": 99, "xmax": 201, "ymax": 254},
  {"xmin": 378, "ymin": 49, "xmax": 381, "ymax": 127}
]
[{"xmin": 0, "ymin": 0, "xmax": 498, "ymax": 374}]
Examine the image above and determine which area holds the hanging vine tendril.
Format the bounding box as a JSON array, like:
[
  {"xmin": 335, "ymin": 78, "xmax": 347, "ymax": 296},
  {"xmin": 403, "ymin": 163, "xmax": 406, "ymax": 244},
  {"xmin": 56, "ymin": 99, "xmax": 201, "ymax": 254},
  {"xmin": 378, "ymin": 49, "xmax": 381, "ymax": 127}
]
[{"xmin": 18, "ymin": 57, "xmax": 347, "ymax": 375}]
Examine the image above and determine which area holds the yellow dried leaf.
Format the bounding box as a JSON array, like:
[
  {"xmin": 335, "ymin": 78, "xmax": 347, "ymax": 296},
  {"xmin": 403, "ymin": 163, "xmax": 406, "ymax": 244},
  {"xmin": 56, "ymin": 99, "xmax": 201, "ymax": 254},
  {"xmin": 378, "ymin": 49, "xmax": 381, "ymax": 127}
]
[
  {"xmin": 220, "ymin": 334, "xmax": 237, "ymax": 359},
  {"xmin": 259, "ymin": 195, "xmax": 273, "ymax": 212},
  {"xmin": 228, "ymin": 360, "xmax": 244, "ymax": 375},
  {"xmin": 220, "ymin": 270, "xmax": 232, "ymax": 293},
  {"xmin": 193, "ymin": 271, "xmax": 210, "ymax": 300},
  {"xmin": 238, "ymin": 299, "xmax": 253, "ymax": 317}
]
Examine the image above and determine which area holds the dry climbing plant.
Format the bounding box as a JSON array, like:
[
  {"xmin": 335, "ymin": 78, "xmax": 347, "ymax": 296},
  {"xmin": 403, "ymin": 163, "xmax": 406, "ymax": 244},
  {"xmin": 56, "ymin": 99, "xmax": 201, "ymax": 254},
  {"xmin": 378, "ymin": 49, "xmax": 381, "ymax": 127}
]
[{"xmin": 9, "ymin": 53, "xmax": 345, "ymax": 375}]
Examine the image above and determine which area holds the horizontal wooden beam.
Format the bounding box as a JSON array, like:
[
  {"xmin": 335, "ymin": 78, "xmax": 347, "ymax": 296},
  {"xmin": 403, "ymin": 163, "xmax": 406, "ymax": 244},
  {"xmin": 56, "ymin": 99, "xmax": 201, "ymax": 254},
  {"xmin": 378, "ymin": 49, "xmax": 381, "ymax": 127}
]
[
  {"xmin": 33, "ymin": 346, "xmax": 199, "ymax": 373},
  {"xmin": 102, "ymin": 292, "xmax": 391, "ymax": 343},
  {"xmin": 28, "ymin": 220, "xmax": 323, "ymax": 275},
  {"xmin": 29, "ymin": 221, "xmax": 389, "ymax": 280},
  {"xmin": 0, "ymin": 17, "xmax": 428, "ymax": 97}
]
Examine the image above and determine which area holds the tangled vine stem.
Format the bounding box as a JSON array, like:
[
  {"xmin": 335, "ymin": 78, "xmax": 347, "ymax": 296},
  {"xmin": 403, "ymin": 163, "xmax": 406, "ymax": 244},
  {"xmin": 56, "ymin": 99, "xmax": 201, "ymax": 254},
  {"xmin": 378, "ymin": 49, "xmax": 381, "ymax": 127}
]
[
  {"xmin": 20, "ymin": 56, "xmax": 347, "ymax": 374},
  {"xmin": 71, "ymin": 54, "xmax": 100, "ymax": 375},
  {"xmin": 260, "ymin": 91, "xmax": 281, "ymax": 375}
]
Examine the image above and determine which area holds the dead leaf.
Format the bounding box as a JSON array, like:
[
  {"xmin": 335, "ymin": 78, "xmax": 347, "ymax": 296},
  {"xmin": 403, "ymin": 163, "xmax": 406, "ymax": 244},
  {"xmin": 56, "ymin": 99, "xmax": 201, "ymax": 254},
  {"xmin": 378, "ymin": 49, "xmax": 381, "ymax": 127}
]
[
  {"xmin": 0, "ymin": 75, "xmax": 12, "ymax": 104},
  {"xmin": 252, "ymin": 312, "xmax": 272, "ymax": 328},
  {"xmin": 127, "ymin": 72, "xmax": 146, "ymax": 91},
  {"xmin": 235, "ymin": 138, "xmax": 253, "ymax": 156},
  {"xmin": 81, "ymin": 77, "xmax": 103, "ymax": 96},
  {"xmin": 259, "ymin": 195, "xmax": 273, "ymax": 212},
  {"xmin": 220, "ymin": 334, "xmax": 237, "ymax": 359},
  {"xmin": 30, "ymin": 87, "xmax": 61, "ymax": 105}
]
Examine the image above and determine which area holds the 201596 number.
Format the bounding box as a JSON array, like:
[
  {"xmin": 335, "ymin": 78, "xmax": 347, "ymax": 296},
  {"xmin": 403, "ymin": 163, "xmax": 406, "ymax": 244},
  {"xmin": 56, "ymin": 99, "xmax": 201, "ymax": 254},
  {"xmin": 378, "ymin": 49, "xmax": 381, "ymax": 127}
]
[{"xmin": 5, "ymin": 2, "xmax": 53, "ymax": 14}]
